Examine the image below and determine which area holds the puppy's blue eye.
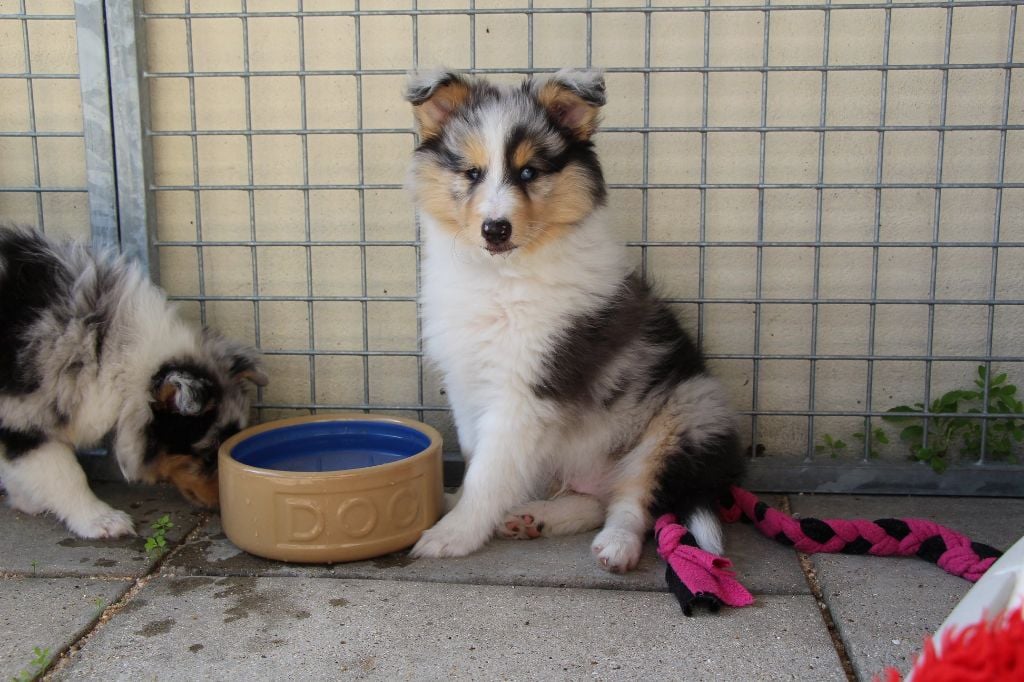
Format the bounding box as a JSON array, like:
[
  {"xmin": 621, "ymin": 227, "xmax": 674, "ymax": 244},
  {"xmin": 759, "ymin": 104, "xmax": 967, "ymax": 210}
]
[
  {"xmin": 465, "ymin": 167, "xmax": 481, "ymax": 182},
  {"xmin": 519, "ymin": 166, "xmax": 537, "ymax": 182}
]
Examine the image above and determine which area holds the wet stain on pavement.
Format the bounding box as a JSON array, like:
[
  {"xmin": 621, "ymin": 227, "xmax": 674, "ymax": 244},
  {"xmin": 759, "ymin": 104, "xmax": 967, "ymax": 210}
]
[
  {"xmin": 212, "ymin": 577, "xmax": 311, "ymax": 625},
  {"xmin": 58, "ymin": 536, "xmax": 144, "ymax": 551},
  {"xmin": 120, "ymin": 598, "xmax": 148, "ymax": 614},
  {"xmin": 166, "ymin": 576, "xmax": 216, "ymax": 595},
  {"xmin": 136, "ymin": 618, "xmax": 175, "ymax": 637},
  {"xmin": 214, "ymin": 577, "xmax": 271, "ymax": 623}
]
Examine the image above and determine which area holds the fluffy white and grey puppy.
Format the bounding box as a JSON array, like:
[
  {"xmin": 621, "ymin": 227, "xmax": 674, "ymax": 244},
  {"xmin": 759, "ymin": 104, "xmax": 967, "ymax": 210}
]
[
  {"xmin": 0, "ymin": 226, "xmax": 266, "ymax": 538},
  {"xmin": 405, "ymin": 69, "xmax": 745, "ymax": 572}
]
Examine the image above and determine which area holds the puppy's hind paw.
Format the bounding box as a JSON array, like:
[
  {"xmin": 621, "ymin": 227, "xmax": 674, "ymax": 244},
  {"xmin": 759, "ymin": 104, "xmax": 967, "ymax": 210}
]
[
  {"xmin": 498, "ymin": 513, "xmax": 544, "ymax": 540},
  {"xmin": 67, "ymin": 506, "xmax": 136, "ymax": 539}
]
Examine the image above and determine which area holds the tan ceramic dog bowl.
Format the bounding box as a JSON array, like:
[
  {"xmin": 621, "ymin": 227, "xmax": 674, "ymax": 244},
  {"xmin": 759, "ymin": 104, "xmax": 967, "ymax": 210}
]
[{"xmin": 218, "ymin": 414, "xmax": 443, "ymax": 563}]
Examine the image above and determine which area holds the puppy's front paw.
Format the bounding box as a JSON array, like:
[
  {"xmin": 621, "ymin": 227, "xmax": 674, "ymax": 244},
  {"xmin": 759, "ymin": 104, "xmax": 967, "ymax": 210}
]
[
  {"xmin": 67, "ymin": 505, "xmax": 136, "ymax": 539},
  {"xmin": 410, "ymin": 517, "xmax": 487, "ymax": 558},
  {"xmin": 591, "ymin": 527, "xmax": 642, "ymax": 573}
]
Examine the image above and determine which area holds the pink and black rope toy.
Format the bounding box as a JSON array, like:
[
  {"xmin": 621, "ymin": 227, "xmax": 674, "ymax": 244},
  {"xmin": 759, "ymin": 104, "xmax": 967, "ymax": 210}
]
[{"xmin": 656, "ymin": 485, "xmax": 1003, "ymax": 616}]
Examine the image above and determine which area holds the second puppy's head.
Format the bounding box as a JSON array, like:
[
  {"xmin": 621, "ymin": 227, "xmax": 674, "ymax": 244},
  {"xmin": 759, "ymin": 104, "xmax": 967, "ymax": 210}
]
[
  {"xmin": 406, "ymin": 69, "xmax": 608, "ymax": 255},
  {"xmin": 142, "ymin": 333, "xmax": 267, "ymax": 508}
]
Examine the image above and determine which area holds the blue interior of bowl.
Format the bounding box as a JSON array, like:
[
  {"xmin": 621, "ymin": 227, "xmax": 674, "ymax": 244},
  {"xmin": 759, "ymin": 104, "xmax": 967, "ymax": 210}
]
[{"xmin": 230, "ymin": 420, "xmax": 432, "ymax": 472}]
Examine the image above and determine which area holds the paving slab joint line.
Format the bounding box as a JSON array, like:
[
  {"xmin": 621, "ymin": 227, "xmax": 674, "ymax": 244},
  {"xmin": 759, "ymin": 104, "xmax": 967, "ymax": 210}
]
[
  {"xmin": 38, "ymin": 510, "xmax": 213, "ymax": 680},
  {"xmin": 1, "ymin": 571, "xmax": 139, "ymax": 581},
  {"xmin": 782, "ymin": 495, "xmax": 858, "ymax": 682}
]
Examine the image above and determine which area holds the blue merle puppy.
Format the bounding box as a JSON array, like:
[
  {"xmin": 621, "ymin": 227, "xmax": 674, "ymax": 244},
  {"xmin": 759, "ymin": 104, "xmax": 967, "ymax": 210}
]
[{"xmin": 0, "ymin": 226, "xmax": 266, "ymax": 538}]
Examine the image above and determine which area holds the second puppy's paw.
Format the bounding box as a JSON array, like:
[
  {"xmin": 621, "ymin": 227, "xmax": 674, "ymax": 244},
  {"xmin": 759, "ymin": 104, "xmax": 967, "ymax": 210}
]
[
  {"xmin": 5, "ymin": 490, "xmax": 47, "ymax": 516},
  {"xmin": 67, "ymin": 505, "xmax": 136, "ymax": 539},
  {"xmin": 591, "ymin": 527, "xmax": 642, "ymax": 573}
]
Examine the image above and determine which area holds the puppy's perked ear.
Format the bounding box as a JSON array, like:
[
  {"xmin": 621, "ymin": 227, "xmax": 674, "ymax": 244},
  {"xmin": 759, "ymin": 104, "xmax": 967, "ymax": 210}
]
[
  {"xmin": 229, "ymin": 355, "xmax": 269, "ymax": 387},
  {"xmin": 201, "ymin": 329, "xmax": 269, "ymax": 387},
  {"xmin": 535, "ymin": 69, "xmax": 607, "ymax": 141},
  {"xmin": 223, "ymin": 345, "xmax": 269, "ymax": 387},
  {"xmin": 151, "ymin": 367, "xmax": 215, "ymax": 416},
  {"xmin": 405, "ymin": 70, "xmax": 472, "ymax": 140}
]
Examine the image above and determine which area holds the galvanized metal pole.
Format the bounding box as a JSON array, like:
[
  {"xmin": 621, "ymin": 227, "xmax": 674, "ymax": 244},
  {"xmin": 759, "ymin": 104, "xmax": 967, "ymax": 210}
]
[
  {"xmin": 104, "ymin": 0, "xmax": 157, "ymax": 279},
  {"xmin": 74, "ymin": 0, "xmax": 119, "ymax": 253}
]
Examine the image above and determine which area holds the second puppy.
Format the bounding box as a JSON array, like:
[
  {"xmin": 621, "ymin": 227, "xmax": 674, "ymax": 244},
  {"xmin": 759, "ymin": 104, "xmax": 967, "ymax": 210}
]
[
  {"xmin": 0, "ymin": 226, "xmax": 266, "ymax": 538},
  {"xmin": 406, "ymin": 69, "xmax": 745, "ymax": 571}
]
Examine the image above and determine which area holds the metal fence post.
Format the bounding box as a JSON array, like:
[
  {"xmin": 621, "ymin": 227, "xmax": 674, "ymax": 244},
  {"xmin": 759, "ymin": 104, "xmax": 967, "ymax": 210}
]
[
  {"xmin": 103, "ymin": 0, "xmax": 157, "ymax": 279},
  {"xmin": 74, "ymin": 0, "xmax": 119, "ymax": 253}
]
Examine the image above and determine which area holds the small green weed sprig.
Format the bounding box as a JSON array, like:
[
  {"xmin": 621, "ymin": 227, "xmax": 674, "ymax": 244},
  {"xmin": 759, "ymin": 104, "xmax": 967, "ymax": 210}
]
[
  {"xmin": 851, "ymin": 427, "xmax": 888, "ymax": 459},
  {"xmin": 11, "ymin": 646, "xmax": 52, "ymax": 682},
  {"xmin": 815, "ymin": 427, "xmax": 888, "ymax": 459},
  {"xmin": 882, "ymin": 366, "xmax": 1023, "ymax": 473},
  {"xmin": 144, "ymin": 514, "xmax": 174, "ymax": 557},
  {"xmin": 814, "ymin": 433, "xmax": 847, "ymax": 458}
]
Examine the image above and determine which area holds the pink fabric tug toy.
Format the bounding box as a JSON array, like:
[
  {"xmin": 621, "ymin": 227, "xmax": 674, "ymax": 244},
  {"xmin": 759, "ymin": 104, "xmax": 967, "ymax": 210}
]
[{"xmin": 655, "ymin": 485, "xmax": 1003, "ymax": 616}]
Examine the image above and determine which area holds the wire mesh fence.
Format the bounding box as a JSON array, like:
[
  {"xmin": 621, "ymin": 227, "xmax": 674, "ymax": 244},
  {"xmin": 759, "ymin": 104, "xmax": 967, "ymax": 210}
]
[
  {"xmin": 0, "ymin": 2, "xmax": 91, "ymax": 241},
  {"xmin": 3, "ymin": 0, "xmax": 1023, "ymax": 493}
]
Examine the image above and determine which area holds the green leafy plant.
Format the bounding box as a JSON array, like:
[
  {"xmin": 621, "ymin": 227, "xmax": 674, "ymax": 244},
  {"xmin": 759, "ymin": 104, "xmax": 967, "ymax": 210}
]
[
  {"xmin": 961, "ymin": 367, "xmax": 1024, "ymax": 461},
  {"xmin": 883, "ymin": 366, "xmax": 1023, "ymax": 473},
  {"xmin": 11, "ymin": 646, "xmax": 52, "ymax": 682},
  {"xmin": 144, "ymin": 514, "xmax": 174, "ymax": 557},
  {"xmin": 91, "ymin": 596, "xmax": 107, "ymax": 616},
  {"xmin": 815, "ymin": 433, "xmax": 847, "ymax": 458},
  {"xmin": 851, "ymin": 427, "xmax": 889, "ymax": 459}
]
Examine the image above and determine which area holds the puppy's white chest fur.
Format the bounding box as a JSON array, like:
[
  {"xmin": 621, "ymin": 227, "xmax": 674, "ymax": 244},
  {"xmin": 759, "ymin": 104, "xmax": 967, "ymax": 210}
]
[
  {"xmin": 423, "ymin": 268, "xmax": 558, "ymax": 390},
  {"xmin": 419, "ymin": 214, "xmax": 626, "ymax": 406}
]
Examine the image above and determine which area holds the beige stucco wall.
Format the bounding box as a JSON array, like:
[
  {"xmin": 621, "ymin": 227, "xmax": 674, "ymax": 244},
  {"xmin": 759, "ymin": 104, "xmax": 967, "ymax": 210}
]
[{"xmin": 3, "ymin": 1, "xmax": 1022, "ymax": 461}]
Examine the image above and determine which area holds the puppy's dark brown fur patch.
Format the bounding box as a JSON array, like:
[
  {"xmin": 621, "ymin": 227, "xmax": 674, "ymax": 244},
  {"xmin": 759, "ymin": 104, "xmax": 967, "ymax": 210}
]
[{"xmin": 149, "ymin": 453, "xmax": 220, "ymax": 509}]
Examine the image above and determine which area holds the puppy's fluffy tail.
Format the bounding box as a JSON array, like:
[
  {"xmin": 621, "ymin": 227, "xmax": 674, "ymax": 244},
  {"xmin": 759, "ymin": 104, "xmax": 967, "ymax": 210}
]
[
  {"xmin": 685, "ymin": 506, "xmax": 724, "ymax": 556},
  {"xmin": 651, "ymin": 424, "xmax": 745, "ymax": 555},
  {"xmin": 650, "ymin": 418, "xmax": 747, "ymax": 615}
]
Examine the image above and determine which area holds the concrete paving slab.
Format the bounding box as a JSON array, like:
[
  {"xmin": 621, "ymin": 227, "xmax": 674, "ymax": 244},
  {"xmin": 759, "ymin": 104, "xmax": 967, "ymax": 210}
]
[
  {"xmin": 165, "ymin": 502, "xmax": 807, "ymax": 595},
  {"xmin": 56, "ymin": 576, "xmax": 843, "ymax": 681},
  {"xmin": 0, "ymin": 577, "xmax": 130, "ymax": 681},
  {"xmin": 0, "ymin": 482, "xmax": 205, "ymax": 578},
  {"xmin": 789, "ymin": 494, "xmax": 1024, "ymax": 680}
]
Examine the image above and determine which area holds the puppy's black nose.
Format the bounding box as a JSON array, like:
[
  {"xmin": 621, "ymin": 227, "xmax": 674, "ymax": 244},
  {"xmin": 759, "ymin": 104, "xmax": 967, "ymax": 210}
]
[{"xmin": 482, "ymin": 219, "xmax": 512, "ymax": 245}]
